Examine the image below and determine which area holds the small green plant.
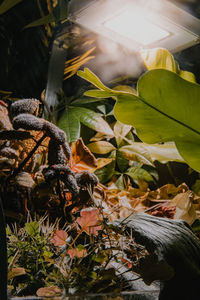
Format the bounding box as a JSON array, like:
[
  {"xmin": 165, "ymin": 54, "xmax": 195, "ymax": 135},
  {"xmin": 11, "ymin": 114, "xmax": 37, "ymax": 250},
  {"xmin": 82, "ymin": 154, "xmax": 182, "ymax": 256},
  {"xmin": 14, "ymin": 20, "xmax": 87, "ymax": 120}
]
[
  {"xmin": 7, "ymin": 210, "xmax": 148, "ymax": 297},
  {"xmin": 7, "ymin": 217, "xmax": 61, "ymax": 296}
]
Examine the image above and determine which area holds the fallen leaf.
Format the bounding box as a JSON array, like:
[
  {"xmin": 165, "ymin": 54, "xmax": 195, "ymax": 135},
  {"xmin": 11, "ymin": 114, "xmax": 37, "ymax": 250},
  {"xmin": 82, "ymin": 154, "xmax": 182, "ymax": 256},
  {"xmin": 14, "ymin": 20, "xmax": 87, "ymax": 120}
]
[
  {"xmin": 51, "ymin": 230, "xmax": 68, "ymax": 246},
  {"xmin": 67, "ymin": 248, "xmax": 87, "ymax": 258},
  {"xmin": 76, "ymin": 207, "xmax": 102, "ymax": 235},
  {"xmin": 15, "ymin": 172, "xmax": 35, "ymax": 188},
  {"xmin": 36, "ymin": 286, "xmax": 62, "ymax": 297},
  {"xmin": 8, "ymin": 267, "xmax": 26, "ymax": 280},
  {"xmin": 71, "ymin": 138, "xmax": 97, "ymax": 170},
  {"xmin": 169, "ymin": 191, "xmax": 197, "ymax": 225}
]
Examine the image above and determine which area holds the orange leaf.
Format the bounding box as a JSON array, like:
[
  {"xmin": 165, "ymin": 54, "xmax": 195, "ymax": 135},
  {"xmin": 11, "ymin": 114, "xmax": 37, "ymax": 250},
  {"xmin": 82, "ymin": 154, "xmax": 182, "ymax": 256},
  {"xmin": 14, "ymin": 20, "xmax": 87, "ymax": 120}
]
[
  {"xmin": 36, "ymin": 286, "xmax": 62, "ymax": 297},
  {"xmin": 71, "ymin": 138, "xmax": 97, "ymax": 173},
  {"xmin": 50, "ymin": 230, "xmax": 68, "ymax": 246},
  {"xmin": 67, "ymin": 248, "xmax": 87, "ymax": 258},
  {"xmin": 76, "ymin": 207, "xmax": 102, "ymax": 235}
]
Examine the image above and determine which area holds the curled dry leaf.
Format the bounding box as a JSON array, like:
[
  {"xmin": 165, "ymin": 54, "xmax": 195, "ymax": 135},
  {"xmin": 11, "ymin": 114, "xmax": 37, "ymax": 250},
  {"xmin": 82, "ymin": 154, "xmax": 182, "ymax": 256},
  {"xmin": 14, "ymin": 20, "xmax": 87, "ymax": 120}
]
[
  {"xmin": 76, "ymin": 207, "xmax": 102, "ymax": 235},
  {"xmin": 71, "ymin": 138, "xmax": 112, "ymax": 172},
  {"xmin": 15, "ymin": 172, "xmax": 35, "ymax": 188},
  {"xmin": 103, "ymin": 182, "xmax": 200, "ymax": 222},
  {"xmin": 36, "ymin": 286, "xmax": 62, "ymax": 297},
  {"xmin": 50, "ymin": 230, "xmax": 68, "ymax": 246},
  {"xmin": 8, "ymin": 267, "xmax": 26, "ymax": 280},
  {"xmin": 168, "ymin": 190, "xmax": 197, "ymax": 225}
]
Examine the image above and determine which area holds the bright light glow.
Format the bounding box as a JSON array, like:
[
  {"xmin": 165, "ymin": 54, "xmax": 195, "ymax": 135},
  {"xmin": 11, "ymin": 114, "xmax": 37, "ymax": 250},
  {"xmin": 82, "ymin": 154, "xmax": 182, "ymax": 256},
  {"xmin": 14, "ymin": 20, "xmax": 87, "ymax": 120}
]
[{"xmin": 104, "ymin": 9, "xmax": 170, "ymax": 45}]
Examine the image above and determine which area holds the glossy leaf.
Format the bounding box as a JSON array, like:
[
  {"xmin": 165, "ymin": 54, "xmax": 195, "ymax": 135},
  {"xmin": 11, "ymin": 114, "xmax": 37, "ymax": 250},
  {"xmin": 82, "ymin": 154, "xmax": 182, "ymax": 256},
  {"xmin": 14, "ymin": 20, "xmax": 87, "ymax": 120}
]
[
  {"xmin": 126, "ymin": 166, "xmax": 153, "ymax": 182},
  {"xmin": 95, "ymin": 152, "xmax": 116, "ymax": 183},
  {"xmin": 113, "ymin": 85, "xmax": 137, "ymax": 95},
  {"xmin": 69, "ymin": 106, "xmax": 114, "ymax": 136},
  {"xmin": 84, "ymin": 89, "xmax": 117, "ymax": 99},
  {"xmin": 116, "ymin": 150, "xmax": 129, "ymax": 173},
  {"xmin": 87, "ymin": 141, "xmax": 116, "ymax": 154},
  {"xmin": 142, "ymin": 142, "xmax": 184, "ymax": 163},
  {"xmin": 57, "ymin": 108, "xmax": 80, "ymax": 143},
  {"xmin": 114, "ymin": 121, "xmax": 132, "ymax": 147},
  {"xmin": 119, "ymin": 144, "xmax": 154, "ymax": 166},
  {"xmin": 120, "ymin": 142, "xmax": 183, "ymax": 164}
]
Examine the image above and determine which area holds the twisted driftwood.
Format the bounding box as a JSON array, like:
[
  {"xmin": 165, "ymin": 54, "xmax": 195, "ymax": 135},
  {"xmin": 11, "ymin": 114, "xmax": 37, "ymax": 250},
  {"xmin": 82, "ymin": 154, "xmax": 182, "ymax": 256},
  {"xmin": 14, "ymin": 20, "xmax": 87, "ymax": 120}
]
[{"xmin": 112, "ymin": 213, "xmax": 200, "ymax": 300}]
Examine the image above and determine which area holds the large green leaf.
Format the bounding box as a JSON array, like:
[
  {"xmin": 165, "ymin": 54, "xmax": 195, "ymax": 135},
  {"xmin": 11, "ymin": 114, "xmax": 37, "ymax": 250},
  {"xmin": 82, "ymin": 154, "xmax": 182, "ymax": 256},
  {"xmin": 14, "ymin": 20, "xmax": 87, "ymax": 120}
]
[
  {"xmin": 0, "ymin": 0, "xmax": 22, "ymax": 15},
  {"xmin": 77, "ymin": 68, "xmax": 200, "ymax": 172},
  {"xmin": 57, "ymin": 108, "xmax": 80, "ymax": 143},
  {"xmin": 114, "ymin": 69, "xmax": 200, "ymax": 171}
]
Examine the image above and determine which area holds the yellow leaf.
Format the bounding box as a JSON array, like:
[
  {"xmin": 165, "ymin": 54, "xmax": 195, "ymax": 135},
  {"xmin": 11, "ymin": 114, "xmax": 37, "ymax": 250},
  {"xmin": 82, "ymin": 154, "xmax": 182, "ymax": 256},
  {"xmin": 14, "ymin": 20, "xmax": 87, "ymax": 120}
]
[
  {"xmin": 169, "ymin": 191, "xmax": 197, "ymax": 225},
  {"xmin": 87, "ymin": 141, "xmax": 116, "ymax": 154}
]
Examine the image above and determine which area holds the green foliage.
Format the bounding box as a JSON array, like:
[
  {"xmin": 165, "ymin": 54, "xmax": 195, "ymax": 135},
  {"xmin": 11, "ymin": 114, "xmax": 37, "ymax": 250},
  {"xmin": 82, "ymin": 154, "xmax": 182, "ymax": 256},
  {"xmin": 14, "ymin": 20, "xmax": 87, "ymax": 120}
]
[
  {"xmin": 7, "ymin": 212, "xmax": 145, "ymax": 297},
  {"xmin": 57, "ymin": 95, "xmax": 114, "ymax": 143},
  {"xmin": 7, "ymin": 219, "xmax": 59, "ymax": 296},
  {"xmin": 87, "ymin": 121, "xmax": 158, "ymax": 187},
  {"xmin": 77, "ymin": 57, "xmax": 200, "ymax": 173}
]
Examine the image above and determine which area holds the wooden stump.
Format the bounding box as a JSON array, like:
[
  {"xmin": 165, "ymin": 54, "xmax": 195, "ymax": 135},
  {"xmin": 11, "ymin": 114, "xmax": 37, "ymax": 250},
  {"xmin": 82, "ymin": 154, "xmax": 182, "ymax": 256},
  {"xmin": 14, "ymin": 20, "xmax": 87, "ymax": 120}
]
[{"xmin": 112, "ymin": 213, "xmax": 200, "ymax": 300}]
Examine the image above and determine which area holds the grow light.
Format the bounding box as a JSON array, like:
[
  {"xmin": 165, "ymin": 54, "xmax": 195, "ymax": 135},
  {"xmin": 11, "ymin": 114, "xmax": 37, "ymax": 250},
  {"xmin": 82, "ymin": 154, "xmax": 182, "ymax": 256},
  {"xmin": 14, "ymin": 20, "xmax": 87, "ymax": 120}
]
[
  {"xmin": 69, "ymin": 0, "xmax": 200, "ymax": 53},
  {"xmin": 103, "ymin": 9, "xmax": 170, "ymax": 46}
]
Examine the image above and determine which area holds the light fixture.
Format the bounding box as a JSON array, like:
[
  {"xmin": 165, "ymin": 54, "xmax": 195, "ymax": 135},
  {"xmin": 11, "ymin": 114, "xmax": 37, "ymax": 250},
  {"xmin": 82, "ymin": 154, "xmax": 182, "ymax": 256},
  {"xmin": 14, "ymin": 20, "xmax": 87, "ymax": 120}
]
[
  {"xmin": 103, "ymin": 9, "xmax": 170, "ymax": 46},
  {"xmin": 69, "ymin": 0, "xmax": 200, "ymax": 53}
]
